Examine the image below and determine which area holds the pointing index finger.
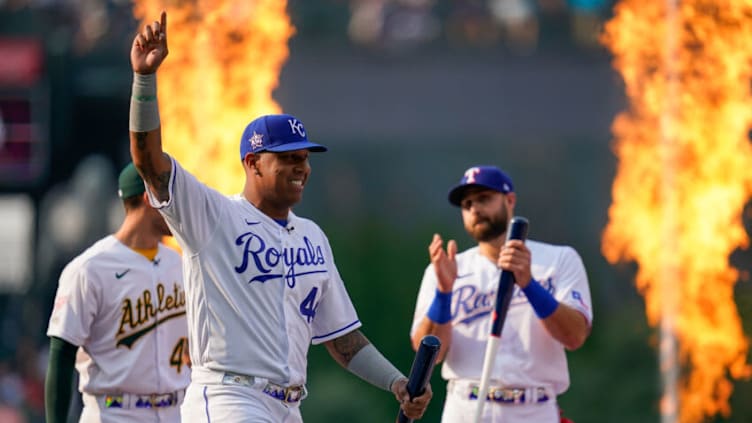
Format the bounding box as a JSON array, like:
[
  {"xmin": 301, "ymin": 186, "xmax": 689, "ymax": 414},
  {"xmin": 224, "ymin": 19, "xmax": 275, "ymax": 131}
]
[{"xmin": 160, "ymin": 10, "xmax": 167, "ymax": 38}]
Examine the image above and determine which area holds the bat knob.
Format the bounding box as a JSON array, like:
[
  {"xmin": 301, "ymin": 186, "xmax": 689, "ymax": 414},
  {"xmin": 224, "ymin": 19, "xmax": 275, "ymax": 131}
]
[{"xmin": 421, "ymin": 335, "xmax": 441, "ymax": 349}]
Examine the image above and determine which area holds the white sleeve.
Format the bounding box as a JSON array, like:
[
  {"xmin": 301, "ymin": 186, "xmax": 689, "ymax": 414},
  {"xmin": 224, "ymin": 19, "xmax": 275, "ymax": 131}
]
[
  {"xmin": 409, "ymin": 264, "xmax": 439, "ymax": 336},
  {"xmin": 552, "ymin": 247, "xmax": 593, "ymax": 325},
  {"xmin": 46, "ymin": 262, "xmax": 100, "ymax": 346},
  {"xmin": 310, "ymin": 231, "xmax": 362, "ymax": 344},
  {"xmin": 146, "ymin": 157, "xmax": 226, "ymax": 254}
]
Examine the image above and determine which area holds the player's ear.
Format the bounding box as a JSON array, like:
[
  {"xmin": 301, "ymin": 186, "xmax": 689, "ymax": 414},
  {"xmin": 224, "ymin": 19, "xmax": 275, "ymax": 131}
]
[
  {"xmin": 505, "ymin": 192, "xmax": 517, "ymax": 209},
  {"xmin": 244, "ymin": 153, "xmax": 262, "ymax": 176},
  {"xmin": 243, "ymin": 152, "xmax": 254, "ymax": 168}
]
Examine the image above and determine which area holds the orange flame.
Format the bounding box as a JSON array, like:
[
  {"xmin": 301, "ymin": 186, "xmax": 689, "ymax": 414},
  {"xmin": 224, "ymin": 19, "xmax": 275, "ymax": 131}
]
[
  {"xmin": 132, "ymin": 0, "xmax": 293, "ymax": 194},
  {"xmin": 602, "ymin": 1, "xmax": 752, "ymax": 422}
]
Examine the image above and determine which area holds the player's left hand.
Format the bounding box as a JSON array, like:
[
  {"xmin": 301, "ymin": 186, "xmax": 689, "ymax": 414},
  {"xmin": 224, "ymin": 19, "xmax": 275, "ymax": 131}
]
[
  {"xmin": 391, "ymin": 377, "xmax": 432, "ymax": 420},
  {"xmin": 497, "ymin": 239, "xmax": 532, "ymax": 288},
  {"xmin": 131, "ymin": 10, "xmax": 169, "ymax": 74},
  {"xmin": 428, "ymin": 233, "xmax": 457, "ymax": 293}
]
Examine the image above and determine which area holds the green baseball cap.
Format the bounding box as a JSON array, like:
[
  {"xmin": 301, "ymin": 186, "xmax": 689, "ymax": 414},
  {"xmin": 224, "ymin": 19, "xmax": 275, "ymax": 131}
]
[{"xmin": 118, "ymin": 162, "xmax": 146, "ymax": 199}]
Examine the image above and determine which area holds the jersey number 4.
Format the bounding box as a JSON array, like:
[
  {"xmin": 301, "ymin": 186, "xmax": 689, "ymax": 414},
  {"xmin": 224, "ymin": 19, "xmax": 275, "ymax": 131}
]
[
  {"xmin": 300, "ymin": 287, "xmax": 319, "ymax": 323},
  {"xmin": 170, "ymin": 337, "xmax": 189, "ymax": 373}
]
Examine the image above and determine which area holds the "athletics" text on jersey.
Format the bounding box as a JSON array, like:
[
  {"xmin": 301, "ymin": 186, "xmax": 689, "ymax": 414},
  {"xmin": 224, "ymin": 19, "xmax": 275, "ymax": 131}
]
[{"xmin": 116, "ymin": 282, "xmax": 186, "ymax": 348}]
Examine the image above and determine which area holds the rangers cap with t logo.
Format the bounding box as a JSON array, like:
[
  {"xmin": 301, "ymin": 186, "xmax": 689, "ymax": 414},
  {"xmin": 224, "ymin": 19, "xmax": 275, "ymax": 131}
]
[
  {"xmin": 240, "ymin": 114, "xmax": 328, "ymax": 159},
  {"xmin": 447, "ymin": 165, "xmax": 514, "ymax": 206}
]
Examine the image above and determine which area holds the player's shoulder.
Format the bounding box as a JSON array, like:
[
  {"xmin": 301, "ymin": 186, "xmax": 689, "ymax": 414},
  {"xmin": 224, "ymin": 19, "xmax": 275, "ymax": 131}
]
[
  {"xmin": 288, "ymin": 212, "xmax": 325, "ymax": 234},
  {"xmin": 70, "ymin": 235, "xmax": 120, "ymax": 262},
  {"xmin": 60, "ymin": 236, "xmax": 122, "ymax": 277},
  {"xmin": 453, "ymin": 245, "xmax": 483, "ymax": 265},
  {"xmin": 172, "ymin": 158, "xmax": 233, "ymax": 202},
  {"xmin": 456, "ymin": 245, "xmax": 481, "ymax": 258},
  {"xmin": 527, "ymin": 239, "xmax": 573, "ymax": 250},
  {"xmin": 157, "ymin": 242, "xmax": 183, "ymax": 262},
  {"xmin": 527, "ymin": 239, "xmax": 582, "ymax": 261}
]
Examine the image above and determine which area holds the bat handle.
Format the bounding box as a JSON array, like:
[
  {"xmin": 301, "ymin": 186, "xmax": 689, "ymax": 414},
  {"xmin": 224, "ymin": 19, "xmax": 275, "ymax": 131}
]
[{"xmin": 396, "ymin": 335, "xmax": 441, "ymax": 423}]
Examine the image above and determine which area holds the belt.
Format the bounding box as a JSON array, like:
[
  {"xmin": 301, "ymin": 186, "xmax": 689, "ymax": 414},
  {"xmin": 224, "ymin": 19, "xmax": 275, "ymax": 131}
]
[
  {"xmin": 221, "ymin": 372, "xmax": 308, "ymax": 404},
  {"xmin": 94, "ymin": 389, "xmax": 185, "ymax": 409},
  {"xmin": 448, "ymin": 380, "xmax": 551, "ymax": 405}
]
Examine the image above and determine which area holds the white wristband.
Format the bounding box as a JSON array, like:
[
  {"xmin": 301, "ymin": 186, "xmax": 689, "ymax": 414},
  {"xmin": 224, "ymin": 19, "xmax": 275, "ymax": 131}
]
[
  {"xmin": 346, "ymin": 344, "xmax": 405, "ymax": 392},
  {"xmin": 129, "ymin": 72, "xmax": 160, "ymax": 132}
]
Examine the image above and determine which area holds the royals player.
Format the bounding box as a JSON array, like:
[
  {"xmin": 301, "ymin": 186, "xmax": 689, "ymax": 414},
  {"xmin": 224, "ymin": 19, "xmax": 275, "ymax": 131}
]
[
  {"xmin": 45, "ymin": 163, "xmax": 190, "ymax": 423},
  {"xmin": 127, "ymin": 12, "xmax": 431, "ymax": 422},
  {"xmin": 410, "ymin": 165, "xmax": 593, "ymax": 423}
]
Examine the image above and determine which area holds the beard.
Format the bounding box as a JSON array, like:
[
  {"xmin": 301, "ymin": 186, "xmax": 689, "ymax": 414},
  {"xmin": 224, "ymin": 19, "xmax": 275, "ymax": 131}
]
[{"xmin": 467, "ymin": 206, "xmax": 509, "ymax": 243}]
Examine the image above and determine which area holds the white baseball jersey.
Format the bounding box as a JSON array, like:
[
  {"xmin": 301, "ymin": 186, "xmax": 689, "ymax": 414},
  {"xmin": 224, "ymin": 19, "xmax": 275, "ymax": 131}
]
[
  {"xmin": 146, "ymin": 157, "xmax": 361, "ymax": 387},
  {"xmin": 46, "ymin": 236, "xmax": 190, "ymax": 407},
  {"xmin": 410, "ymin": 240, "xmax": 592, "ymax": 395}
]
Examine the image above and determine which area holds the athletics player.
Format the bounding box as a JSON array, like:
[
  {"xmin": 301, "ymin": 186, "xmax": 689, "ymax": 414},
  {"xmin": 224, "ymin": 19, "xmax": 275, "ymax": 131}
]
[
  {"xmin": 45, "ymin": 162, "xmax": 190, "ymax": 423},
  {"xmin": 410, "ymin": 165, "xmax": 592, "ymax": 422},
  {"xmin": 128, "ymin": 11, "xmax": 431, "ymax": 422}
]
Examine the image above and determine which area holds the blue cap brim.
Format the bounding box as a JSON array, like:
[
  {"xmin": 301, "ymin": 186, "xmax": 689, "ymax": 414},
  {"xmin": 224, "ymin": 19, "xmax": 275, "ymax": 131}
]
[
  {"xmin": 448, "ymin": 183, "xmax": 497, "ymax": 206},
  {"xmin": 263, "ymin": 141, "xmax": 328, "ymax": 153}
]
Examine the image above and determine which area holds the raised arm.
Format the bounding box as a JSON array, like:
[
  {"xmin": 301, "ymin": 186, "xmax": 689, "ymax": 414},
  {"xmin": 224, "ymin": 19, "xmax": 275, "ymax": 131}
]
[
  {"xmin": 411, "ymin": 234, "xmax": 457, "ymax": 362},
  {"xmin": 129, "ymin": 10, "xmax": 172, "ymax": 201}
]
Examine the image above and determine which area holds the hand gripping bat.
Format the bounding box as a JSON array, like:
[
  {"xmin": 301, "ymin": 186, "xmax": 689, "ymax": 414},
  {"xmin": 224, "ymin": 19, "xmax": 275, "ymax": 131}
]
[
  {"xmin": 473, "ymin": 217, "xmax": 529, "ymax": 423},
  {"xmin": 397, "ymin": 335, "xmax": 441, "ymax": 423}
]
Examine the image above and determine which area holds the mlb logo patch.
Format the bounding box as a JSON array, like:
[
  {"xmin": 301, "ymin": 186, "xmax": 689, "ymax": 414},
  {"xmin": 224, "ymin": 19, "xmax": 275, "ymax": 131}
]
[
  {"xmin": 572, "ymin": 291, "xmax": 588, "ymax": 310},
  {"xmin": 250, "ymin": 131, "xmax": 264, "ymax": 149}
]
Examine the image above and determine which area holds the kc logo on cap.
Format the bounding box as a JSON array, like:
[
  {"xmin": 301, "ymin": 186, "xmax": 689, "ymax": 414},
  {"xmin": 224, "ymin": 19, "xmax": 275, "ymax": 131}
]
[
  {"xmin": 288, "ymin": 118, "xmax": 305, "ymax": 137},
  {"xmin": 239, "ymin": 114, "xmax": 328, "ymax": 159},
  {"xmin": 447, "ymin": 165, "xmax": 515, "ymax": 206}
]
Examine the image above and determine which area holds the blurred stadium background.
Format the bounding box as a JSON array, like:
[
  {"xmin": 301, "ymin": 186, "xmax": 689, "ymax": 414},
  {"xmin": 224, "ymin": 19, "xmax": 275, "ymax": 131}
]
[{"xmin": 0, "ymin": 1, "xmax": 750, "ymax": 422}]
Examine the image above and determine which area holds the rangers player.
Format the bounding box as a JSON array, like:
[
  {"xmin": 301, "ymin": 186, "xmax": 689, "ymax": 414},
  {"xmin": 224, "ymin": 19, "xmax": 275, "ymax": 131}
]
[
  {"xmin": 128, "ymin": 11, "xmax": 431, "ymax": 422},
  {"xmin": 45, "ymin": 162, "xmax": 190, "ymax": 423},
  {"xmin": 410, "ymin": 165, "xmax": 593, "ymax": 422}
]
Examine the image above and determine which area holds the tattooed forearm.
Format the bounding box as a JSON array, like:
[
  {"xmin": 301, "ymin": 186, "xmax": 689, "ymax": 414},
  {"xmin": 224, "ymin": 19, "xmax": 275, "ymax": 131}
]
[
  {"xmin": 325, "ymin": 330, "xmax": 369, "ymax": 367},
  {"xmin": 132, "ymin": 137, "xmax": 171, "ymax": 202},
  {"xmin": 135, "ymin": 132, "xmax": 148, "ymax": 150},
  {"xmin": 154, "ymin": 169, "xmax": 170, "ymax": 200}
]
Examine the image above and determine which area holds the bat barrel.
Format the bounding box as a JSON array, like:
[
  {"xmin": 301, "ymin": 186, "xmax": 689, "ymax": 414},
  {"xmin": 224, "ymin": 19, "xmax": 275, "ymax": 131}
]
[{"xmin": 506, "ymin": 216, "xmax": 529, "ymax": 241}]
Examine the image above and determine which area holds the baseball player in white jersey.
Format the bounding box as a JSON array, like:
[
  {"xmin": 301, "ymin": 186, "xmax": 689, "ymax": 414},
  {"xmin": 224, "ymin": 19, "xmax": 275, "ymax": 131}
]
[
  {"xmin": 127, "ymin": 12, "xmax": 431, "ymax": 422},
  {"xmin": 45, "ymin": 162, "xmax": 190, "ymax": 423},
  {"xmin": 410, "ymin": 165, "xmax": 593, "ymax": 423}
]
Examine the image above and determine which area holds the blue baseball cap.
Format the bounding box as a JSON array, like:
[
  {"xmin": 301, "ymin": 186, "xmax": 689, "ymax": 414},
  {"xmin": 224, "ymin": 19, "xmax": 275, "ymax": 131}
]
[
  {"xmin": 239, "ymin": 114, "xmax": 327, "ymax": 159},
  {"xmin": 448, "ymin": 165, "xmax": 514, "ymax": 206}
]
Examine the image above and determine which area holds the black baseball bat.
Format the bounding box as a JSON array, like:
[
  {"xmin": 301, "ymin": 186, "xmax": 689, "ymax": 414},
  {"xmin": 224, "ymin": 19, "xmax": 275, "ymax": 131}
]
[
  {"xmin": 396, "ymin": 335, "xmax": 441, "ymax": 423},
  {"xmin": 490, "ymin": 216, "xmax": 529, "ymax": 336},
  {"xmin": 473, "ymin": 217, "xmax": 529, "ymax": 422}
]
